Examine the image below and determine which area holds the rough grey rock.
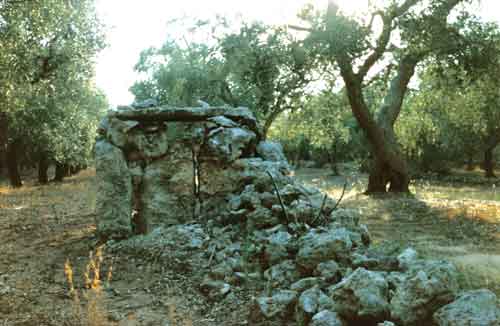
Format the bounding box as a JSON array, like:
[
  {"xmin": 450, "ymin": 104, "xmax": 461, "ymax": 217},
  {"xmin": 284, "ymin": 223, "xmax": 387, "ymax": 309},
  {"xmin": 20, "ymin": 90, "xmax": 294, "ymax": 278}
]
[
  {"xmin": 141, "ymin": 155, "xmax": 194, "ymax": 226},
  {"xmin": 196, "ymin": 99, "xmax": 210, "ymax": 108},
  {"xmin": 97, "ymin": 116, "xmax": 110, "ymax": 135},
  {"xmin": 295, "ymin": 286, "xmax": 330, "ymax": 326},
  {"xmin": 397, "ymin": 248, "xmax": 418, "ymax": 271},
  {"xmin": 236, "ymin": 157, "xmax": 292, "ymax": 178},
  {"xmin": 314, "ymin": 260, "xmax": 341, "ymax": 283},
  {"xmin": 256, "ymin": 141, "xmax": 288, "ymax": 162},
  {"xmin": 106, "ymin": 117, "xmax": 140, "ymax": 148},
  {"xmin": 296, "ymin": 228, "xmax": 353, "ymax": 269},
  {"xmin": 264, "ymin": 260, "xmax": 301, "ymax": 288},
  {"xmin": 311, "ymin": 310, "xmax": 345, "ymax": 326},
  {"xmin": 131, "ymin": 98, "xmax": 158, "ymax": 108},
  {"xmin": 206, "ymin": 127, "xmax": 256, "ymax": 162},
  {"xmin": 108, "ymin": 224, "xmax": 208, "ymax": 255},
  {"xmin": 291, "ymin": 278, "xmax": 323, "ymax": 293},
  {"xmin": 351, "ymin": 253, "xmax": 399, "ymax": 272},
  {"xmin": 207, "ymin": 115, "xmax": 238, "ymax": 128},
  {"xmin": 127, "ymin": 123, "xmax": 169, "ymax": 160},
  {"xmin": 433, "ymin": 289, "xmax": 500, "ymax": 326},
  {"xmin": 95, "ymin": 140, "xmax": 133, "ymax": 239},
  {"xmin": 330, "ymin": 208, "xmax": 361, "ymax": 227},
  {"xmin": 329, "ymin": 268, "xmax": 390, "ymax": 323},
  {"xmin": 250, "ymin": 290, "xmax": 298, "ymax": 322},
  {"xmin": 390, "ymin": 260, "xmax": 459, "ymax": 325},
  {"xmin": 377, "ymin": 322, "xmax": 396, "ymax": 326},
  {"xmin": 328, "ymin": 210, "xmax": 370, "ymax": 248},
  {"xmin": 248, "ymin": 206, "xmax": 280, "ymax": 229},
  {"xmin": 111, "ymin": 106, "xmax": 261, "ymax": 138},
  {"xmin": 263, "ymin": 230, "xmax": 293, "ymax": 265}
]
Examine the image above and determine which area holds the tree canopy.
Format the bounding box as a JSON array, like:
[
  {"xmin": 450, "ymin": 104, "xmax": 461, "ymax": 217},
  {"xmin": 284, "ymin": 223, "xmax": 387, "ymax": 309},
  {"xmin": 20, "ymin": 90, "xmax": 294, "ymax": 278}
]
[{"xmin": 0, "ymin": 0, "xmax": 107, "ymax": 187}]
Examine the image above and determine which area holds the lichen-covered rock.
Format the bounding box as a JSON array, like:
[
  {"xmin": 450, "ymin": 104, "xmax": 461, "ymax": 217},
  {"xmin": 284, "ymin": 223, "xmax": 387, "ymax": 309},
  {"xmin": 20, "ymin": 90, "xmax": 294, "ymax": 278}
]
[
  {"xmin": 131, "ymin": 98, "xmax": 157, "ymax": 108},
  {"xmin": 235, "ymin": 157, "xmax": 292, "ymax": 178},
  {"xmin": 95, "ymin": 140, "xmax": 133, "ymax": 239},
  {"xmin": 351, "ymin": 253, "xmax": 399, "ymax": 272},
  {"xmin": 329, "ymin": 208, "xmax": 371, "ymax": 247},
  {"xmin": 256, "ymin": 141, "xmax": 288, "ymax": 163},
  {"xmin": 106, "ymin": 117, "xmax": 139, "ymax": 148},
  {"xmin": 206, "ymin": 127, "xmax": 256, "ymax": 162},
  {"xmin": 290, "ymin": 277, "xmax": 323, "ymax": 293},
  {"xmin": 311, "ymin": 310, "xmax": 345, "ymax": 326},
  {"xmin": 264, "ymin": 260, "xmax": 301, "ymax": 288},
  {"xmin": 141, "ymin": 153, "xmax": 194, "ymax": 226},
  {"xmin": 433, "ymin": 289, "xmax": 500, "ymax": 326},
  {"xmin": 207, "ymin": 115, "xmax": 238, "ymax": 128},
  {"xmin": 330, "ymin": 208, "xmax": 361, "ymax": 227},
  {"xmin": 397, "ymin": 247, "xmax": 418, "ymax": 271},
  {"xmin": 314, "ymin": 260, "xmax": 342, "ymax": 283},
  {"xmin": 248, "ymin": 206, "xmax": 280, "ymax": 229},
  {"xmin": 377, "ymin": 322, "xmax": 396, "ymax": 326},
  {"xmin": 263, "ymin": 230, "xmax": 293, "ymax": 265},
  {"xmin": 127, "ymin": 123, "xmax": 169, "ymax": 160},
  {"xmin": 390, "ymin": 260, "xmax": 459, "ymax": 325},
  {"xmin": 329, "ymin": 268, "xmax": 390, "ymax": 323},
  {"xmin": 249, "ymin": 290, "xmax": 298, "ymax": 322},
  {"xmin": 295, "ymin": 286, "xmax": 335, "ymax": 326},
  {"xmin": 296, "ymin": 228, "xmax": 353, "ymax": 270}
]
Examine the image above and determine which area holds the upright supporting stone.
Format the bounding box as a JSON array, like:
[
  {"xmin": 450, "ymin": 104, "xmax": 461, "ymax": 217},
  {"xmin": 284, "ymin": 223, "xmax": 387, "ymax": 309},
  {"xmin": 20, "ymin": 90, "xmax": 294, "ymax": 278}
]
[{"xmin": 95, "ymin": 140, "xmax": 133, "ymax": 240}]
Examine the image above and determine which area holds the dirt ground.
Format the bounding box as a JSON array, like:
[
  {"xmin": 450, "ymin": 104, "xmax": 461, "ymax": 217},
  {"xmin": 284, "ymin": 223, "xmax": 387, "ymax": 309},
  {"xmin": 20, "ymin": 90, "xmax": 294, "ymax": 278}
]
[{"xmin": 1, "ymin": 167, "xmax": 499, "ymax": 325}]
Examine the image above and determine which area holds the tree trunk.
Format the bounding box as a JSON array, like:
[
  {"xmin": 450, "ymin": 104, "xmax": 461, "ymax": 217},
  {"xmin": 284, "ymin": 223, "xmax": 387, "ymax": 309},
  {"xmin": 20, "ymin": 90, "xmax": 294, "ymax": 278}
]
[
  {"xmin": 262, "ymin": 110, "xmax": 282, "ymax": 141},
  {"xmin": 466, "ymin": 155, "xmax": 474, "ymax": 171},
  {"xmin": 484, "ymin": 147, "xmax": 496, "ymax": 178},
  {"xmin": 38, "ymin": 155, "xmax": 49, "ymax": 184},
  {"xmin": 6, "ymin": 140, "xmax": 22, "ymax": 188},
  {"xmin": 53, "ymin": 162, "xmax": 66, "ymax": 182},
  {"xmin": 69, "ymin": 165, "xmax": 81, "ymax": 175},
  {"xmin": 338, "ymin": 54, "xmax": 418, "ymax": 194},
  {"xmin": 0, "ymin": 148, "xmax": 5, "ymax": 177},
  {"xmin": 0, "ymin": 112, "xmax": 8, "ymax": 179}
]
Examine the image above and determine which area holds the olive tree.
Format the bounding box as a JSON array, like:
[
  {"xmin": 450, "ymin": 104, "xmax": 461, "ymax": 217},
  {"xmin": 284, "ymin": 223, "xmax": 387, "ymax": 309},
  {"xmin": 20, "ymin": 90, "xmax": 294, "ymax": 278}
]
[{"xmin": 293, "ymin": 0, "xmax": 482, "ymax": 193}]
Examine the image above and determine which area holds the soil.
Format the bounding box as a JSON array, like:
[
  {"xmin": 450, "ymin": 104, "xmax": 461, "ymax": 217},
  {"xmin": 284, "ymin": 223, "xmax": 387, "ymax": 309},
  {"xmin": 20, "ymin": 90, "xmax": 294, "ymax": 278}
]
[{"xmin": 1, "ymin": 167, "xmax": 499, "ymax": 325}]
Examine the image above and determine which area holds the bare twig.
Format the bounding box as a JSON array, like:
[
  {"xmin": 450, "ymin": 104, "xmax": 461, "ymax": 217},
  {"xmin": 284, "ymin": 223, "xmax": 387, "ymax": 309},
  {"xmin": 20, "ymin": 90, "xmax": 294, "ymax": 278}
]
[
  {"xmin": 332, "ymin": 180, "xmax": 348, "ymax": 211},
  {"xmin": 315, "ymin": 194, "xmax": 329, "ymax": 222},
  {"xmin": 266, "ymin": 171, "xmax": 291, "ymax": 223}
]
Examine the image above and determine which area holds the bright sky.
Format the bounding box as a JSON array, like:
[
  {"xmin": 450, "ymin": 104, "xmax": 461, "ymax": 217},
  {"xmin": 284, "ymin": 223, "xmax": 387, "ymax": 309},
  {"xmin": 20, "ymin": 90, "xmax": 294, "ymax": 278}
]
[{"xmin": 95, "ymin": 0, "xmax": 500, "ymax": 107}]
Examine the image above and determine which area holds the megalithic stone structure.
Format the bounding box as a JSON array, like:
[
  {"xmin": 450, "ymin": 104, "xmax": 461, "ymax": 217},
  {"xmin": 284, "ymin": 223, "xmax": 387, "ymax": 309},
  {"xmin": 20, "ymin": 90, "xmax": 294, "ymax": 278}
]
[{"xmin": 95, "ymin": 105, "xmax": 292, "ymax": 240}]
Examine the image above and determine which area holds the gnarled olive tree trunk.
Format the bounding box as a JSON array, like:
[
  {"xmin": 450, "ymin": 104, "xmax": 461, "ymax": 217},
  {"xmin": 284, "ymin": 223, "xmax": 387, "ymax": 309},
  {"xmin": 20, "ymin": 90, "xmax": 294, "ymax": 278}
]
[{"xmin": 338, "ymin": 55, "xmax": 419, "ymax": 194}]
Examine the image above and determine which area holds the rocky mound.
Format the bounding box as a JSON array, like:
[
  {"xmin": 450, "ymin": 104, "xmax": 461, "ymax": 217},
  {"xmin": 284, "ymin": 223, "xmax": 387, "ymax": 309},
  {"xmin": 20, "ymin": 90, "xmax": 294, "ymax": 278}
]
[{"xmin": 97, "ymin": 105, "xmax": 500, "ymax": 325}]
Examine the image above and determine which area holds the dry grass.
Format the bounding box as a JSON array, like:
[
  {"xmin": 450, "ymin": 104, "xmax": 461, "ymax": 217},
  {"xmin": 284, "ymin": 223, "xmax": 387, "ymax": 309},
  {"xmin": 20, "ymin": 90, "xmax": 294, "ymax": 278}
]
[
  {"xmin": 0, "ymin": 169, "xmax": 201, "ymax": 325},
  {"xmin": 63, "ymin": 246, "xmax": 112, "ymax": 326}
]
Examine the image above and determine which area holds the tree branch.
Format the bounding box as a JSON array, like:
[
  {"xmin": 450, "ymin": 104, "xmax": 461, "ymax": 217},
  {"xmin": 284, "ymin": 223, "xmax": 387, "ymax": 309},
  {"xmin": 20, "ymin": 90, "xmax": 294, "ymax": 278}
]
[{"xmin": 287, "ymin": 24, "xmax": 315, "ymax": 33}]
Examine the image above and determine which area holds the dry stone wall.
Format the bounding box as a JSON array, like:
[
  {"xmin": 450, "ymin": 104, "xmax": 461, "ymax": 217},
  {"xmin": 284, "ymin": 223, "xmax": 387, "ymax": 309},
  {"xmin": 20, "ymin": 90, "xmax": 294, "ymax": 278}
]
[{"xmin": 95, "ymin": 106, "xmax": 297, "ymax": 239}]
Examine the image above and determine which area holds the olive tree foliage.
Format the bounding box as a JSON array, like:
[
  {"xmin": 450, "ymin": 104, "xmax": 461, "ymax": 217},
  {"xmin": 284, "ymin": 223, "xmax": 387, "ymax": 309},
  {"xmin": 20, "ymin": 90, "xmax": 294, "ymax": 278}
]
[
  {"xmin": 270, "ymin": 88, "xmax": 368, "ymax": 172},
  {"xmin": 0, "ymin": 0, "xmax": 107, "ymax": 186},
  {"xmin": 293, "ymin": 0, "xmax": 486, "ymax": 193},
  {"xmin": 398, "ymin": 65, "xmax": 500, "ymax": 176},
  {"xmin": 130, "ymin": 19, "xmax": 317, "ymax": 138},
  {"xmin": 397, "ymin": 19, "xmax": 500, "ymax": 176}
]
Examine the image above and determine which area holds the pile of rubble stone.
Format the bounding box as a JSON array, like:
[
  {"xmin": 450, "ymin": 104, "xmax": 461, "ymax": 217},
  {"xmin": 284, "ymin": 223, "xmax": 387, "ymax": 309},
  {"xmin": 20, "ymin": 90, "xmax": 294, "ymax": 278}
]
[{"xmin": 97, "ymin": 105, "xmax": 500, "ymax": 326}]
